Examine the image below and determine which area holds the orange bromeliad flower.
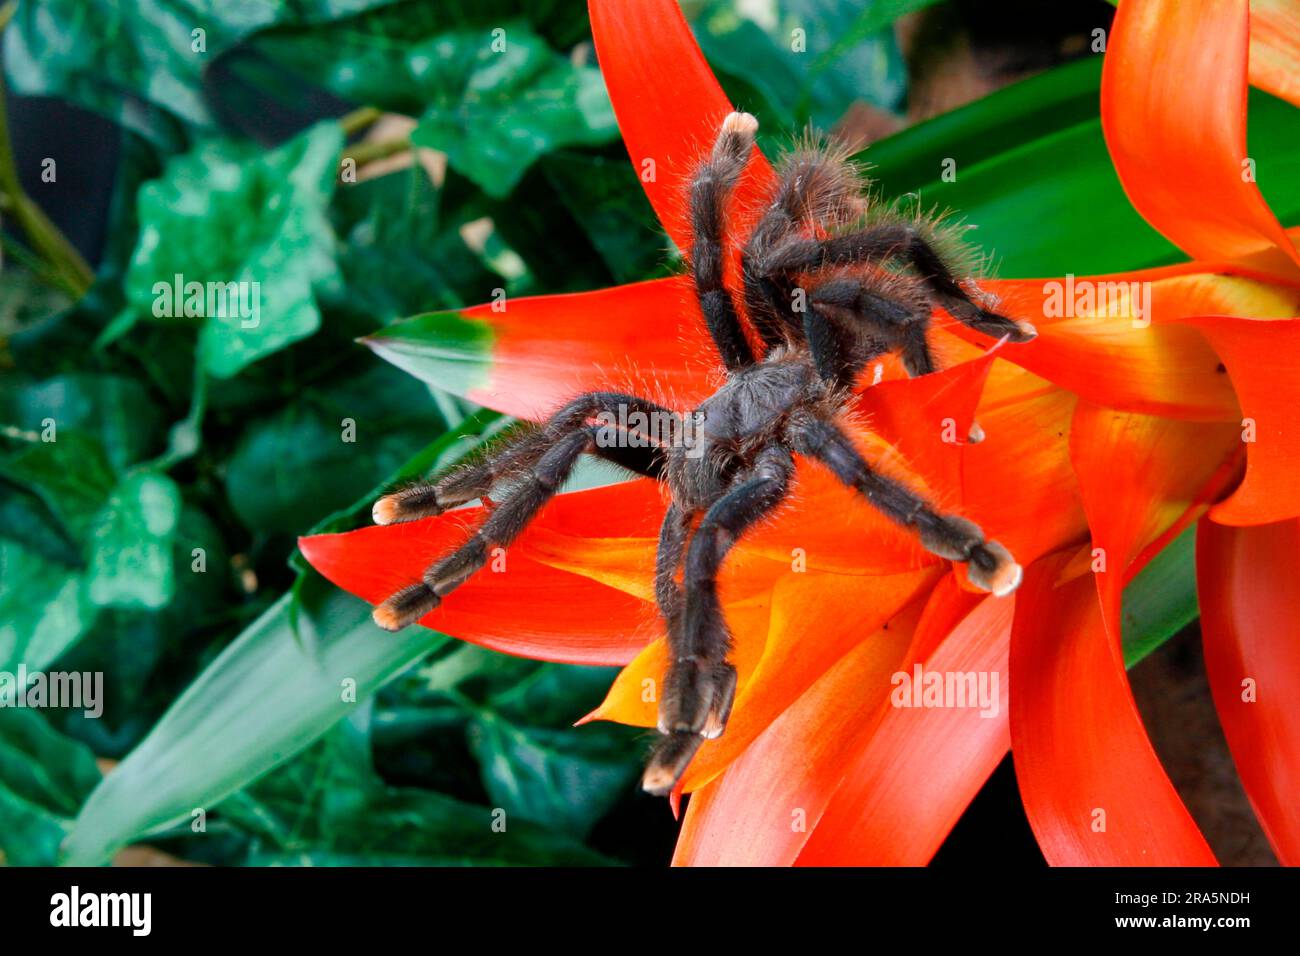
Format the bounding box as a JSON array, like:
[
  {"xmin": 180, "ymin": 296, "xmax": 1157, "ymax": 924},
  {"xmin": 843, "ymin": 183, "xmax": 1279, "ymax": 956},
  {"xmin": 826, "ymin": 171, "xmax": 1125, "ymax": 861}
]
[{"xmin": 300, "ymin": 0, "xmax": 1300, "ymax": 865}]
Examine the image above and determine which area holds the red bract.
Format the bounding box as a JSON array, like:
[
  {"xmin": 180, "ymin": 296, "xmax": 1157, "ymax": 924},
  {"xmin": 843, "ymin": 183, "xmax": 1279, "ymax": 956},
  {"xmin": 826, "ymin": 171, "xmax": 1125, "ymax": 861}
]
[{"xmin": 302, "ymin": 0, "xmax": 1300, "ymax": 865}]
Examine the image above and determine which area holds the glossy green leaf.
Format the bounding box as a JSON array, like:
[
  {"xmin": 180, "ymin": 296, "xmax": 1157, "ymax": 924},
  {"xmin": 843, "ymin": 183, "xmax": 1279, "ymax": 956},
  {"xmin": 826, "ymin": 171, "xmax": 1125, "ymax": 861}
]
[
  {"xmin": 0, "ymin": 710, "xmax": 101, "ymax": 867},
  {"xmin": 468, "ymin": 712, "xmax": 637, "ymax": 839},
  {"xmin": 86, "ymin": 472, "xmax": 181, "ymax": 610},
  {"xmin": 405, "ymin": 25, "xmax": 618, "ymax": 196},
  {"xmin": 61, "ymin": 580, "xmax": 448, "ymax": 865},
  {"xmin": 0, "ymin": 373, "xmax": 163, "ymax": 471},
  {"xmin": 327, "ymin": 166, "xmax": 498, "ymax": 322},
  {"xmin": 1122, "ymin": 525, "xmax": 1199, "ymax": 669},
  {"xmin": 2, "ymin": 0, "xmax": 405, "ymax": 137},
  {"xmin": 218, "ymin": 712, "xmax": 612, "ymax": 865},
  {"xmin": 257, "ymin": 15, "xmax": 619, "ymax": 197},
  {"xmin": 223, "ymin": 364, "xmax": 446, "ymax": 535},
  {"xmin": 692, "ymin": 0, "xmax": 910, "ymax": 130},
  {"xmin": 541, "ymin": 151, "xmax": 671, "ymax": 283},
  {"xmin": 0, "ymin": 432, "xmax": 118, "ymax": 548},
  {"xmin": 0, "ymin": 540, "xmax": 96, "ymax": 676},
  {"xmin": 864, "ymin": 61, "xmax": 1300, "ymax": 275},
  {"xmin": 124, "ymin": 122, "xmax": 343, "ymax": 378}
]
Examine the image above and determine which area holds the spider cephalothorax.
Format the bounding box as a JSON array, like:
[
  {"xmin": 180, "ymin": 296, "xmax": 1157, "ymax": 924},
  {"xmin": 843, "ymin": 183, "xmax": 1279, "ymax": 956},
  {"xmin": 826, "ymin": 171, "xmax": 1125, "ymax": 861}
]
[{"xmin": 367, "ymin": 112, "xmax": 1035, "ymax": 796}]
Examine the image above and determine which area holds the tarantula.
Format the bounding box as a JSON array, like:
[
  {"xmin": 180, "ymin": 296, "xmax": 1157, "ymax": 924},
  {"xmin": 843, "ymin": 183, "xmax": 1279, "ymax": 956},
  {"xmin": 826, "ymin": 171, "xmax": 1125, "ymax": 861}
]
[{"xmin": 367, "ymin": 112, "xmax": 1035, "ymax": 796}]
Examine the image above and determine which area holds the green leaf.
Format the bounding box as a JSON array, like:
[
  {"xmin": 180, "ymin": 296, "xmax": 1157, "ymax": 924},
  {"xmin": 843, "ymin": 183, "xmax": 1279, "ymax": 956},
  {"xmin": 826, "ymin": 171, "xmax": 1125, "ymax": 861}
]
[
  {"xmin": 0, "ymin": 710, "xmax": 101, "ymax": 867},
  {"xmin": 256, "ymin": 15, "xmax": 619, "ymax": 197},
  {"xmin": 222, "ymin": 364, "xmax": 447, "ymax": 535},
  {"xmin": 124, "ymin": 121, "xmax": 343, "ymax": 378},
  {"xmin": 1122, "ymin": 526, "xmax": 1199, "ymax": 669},
  {"xmin": 468, "ymin": 712, "xmax": 637, "ymax": 839},
  {"xmin": 863, "ymin": 59, "xmax": 1300, "ymax": 275},
  {"xmin": 61, "ymin": 580, "xmax": 447, "ymax": 865},
  {"xmin": 217, "ymin": 714, "xmax": 613, "ymax": 865},
  {"xmin": 541, "ymin": 152, "xmax": 670, "ymax": 284},
  {"xmin": 407, "ymin": 24, "xmax": 618, "ymax": 196},
  {"xmin": 2, "ymin": 0, "xmax": 406, "ymax": 137},
  {"xmin": 692, "ymin": 0, "xmax": 911, "ymax": 129},
  {"xmin": 294, "ymin": 408, "xmax": 510, "ymax": 545},
  {"xmin": 0, "ymin": 539, "xmax": 97, "ymax": 675},
  {"xmin": 374, "ymin": 642, "xmax": 638, "ymax": 837},
  {"xmin": 86, "ymin": 472, "xmax": 182, "ymax": 610},
  {"xmin": 0, "ymin": 431, "xmax": 118, "ymax": 548},
  {"xmin": 0, "ymin": 373, "xmax": 163, "ymax": 470},
  {"xmin": 360, "ymin": 311, "xmax": 496, "ymax": 399},
  {"xmin": 327, "ymin": 166, "xmax": 498, "ymax": 322}
]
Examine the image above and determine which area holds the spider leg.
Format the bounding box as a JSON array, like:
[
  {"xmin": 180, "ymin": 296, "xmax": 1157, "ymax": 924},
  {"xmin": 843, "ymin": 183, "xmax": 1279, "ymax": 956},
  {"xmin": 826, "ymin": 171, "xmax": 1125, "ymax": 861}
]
[
  {"xmin": 691, "ymin": 112, "xmax": 760, "ymax": 371},
  {"xmin": 654, "ymin": 504, "xmax": 693, "ymax": 630},
  {"xmin": 810, "ymin": 278, "xmax": 936, "ymax": 383},
  {"xmin": 643, "ymin": 446, "xmax": 793, "ymax": 795},
  {"xmin": 591, "ymin": 443, "xmax": 667, "ymax": 481},
  {"xmin": 372, "ymin": 426, "xmax": 599, "ymax": 631},
  {"xmin": 765, "ymin": 224, "xmax": 1036, "ymax": 342},
  {"xmin": 372, "ymin": 392, "xmax": 675, "ymax": 525},
  {"xmin": 742, "ymin": 147, "xmax": 864, "ymax": 353},
  {"xmin": 786, "ymin": 411, "xmax": 1021, "ymax": 596},
  {"xmin": 371, "ymin": 392, "xmax": 678, "ymax": 631}
]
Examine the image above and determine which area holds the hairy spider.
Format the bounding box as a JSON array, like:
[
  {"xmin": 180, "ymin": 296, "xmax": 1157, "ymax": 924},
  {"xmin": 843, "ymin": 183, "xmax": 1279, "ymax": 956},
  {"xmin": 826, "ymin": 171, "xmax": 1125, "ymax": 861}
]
[{"xmin": 367, "ymin": 112, "xmax": 1035, "ymax": 796}]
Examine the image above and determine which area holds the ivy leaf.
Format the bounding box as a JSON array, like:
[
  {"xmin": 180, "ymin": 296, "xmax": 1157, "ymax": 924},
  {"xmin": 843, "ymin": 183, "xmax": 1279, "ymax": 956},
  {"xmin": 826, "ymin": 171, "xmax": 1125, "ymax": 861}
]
[
  {"xmin": 222, "ymin": 364, "xmax": 447, "ymax": 535},
  {"xmin": 0, "ymin": 432, "xmax": 118, "ymax": 548},
  {"xmin": 468, "ymin": 712, "xmax": 638, "ymax": 839},
  {"xmin": 0, "ymin": 540, "xmax": 97, "ymax": 676},
  {"xmin": 692, "ymin": 0, "xmax": 911, "ymax": 130},
  {"xmin": 408, "ymin": 24, "xmax": 618, "ymax": 196},
  {"xmin": 257, "ymin": 17, "xmax": 618, "ymax": 197},
  {"xmin": 0, "ymin": 711, "xmax": 102, "ymax": 867},
  {"xmin": 327, "ymin": 166, "xmax": 498, "ymax": 322},
  {"xmin": 541, "ymin": 152, "xmax": 670, "ymax": 284},
  {"xmin": 0, "ymin": 373, "xmax": 163, "ymax": 471},
  {"xmin": 124, "ymin": 122, "xmax": 343, "ymax": 378},
  {"xmin": 219, "ymin": 715, "xmax": 612, "ymax": 865},
  {"xmin": 86, "ymin": 472, "xmax": 182, "ymax": 611},
  {"xmin": 2, "ymin": 0, "xmax": 405, "ymax": 138}
]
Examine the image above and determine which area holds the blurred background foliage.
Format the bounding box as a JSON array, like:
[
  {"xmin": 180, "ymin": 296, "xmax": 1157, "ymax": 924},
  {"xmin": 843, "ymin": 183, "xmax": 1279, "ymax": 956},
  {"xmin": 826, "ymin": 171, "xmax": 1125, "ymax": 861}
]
[{"xmin": 4, "ymin": 0, "xmax": 1276, "ymax": 866}]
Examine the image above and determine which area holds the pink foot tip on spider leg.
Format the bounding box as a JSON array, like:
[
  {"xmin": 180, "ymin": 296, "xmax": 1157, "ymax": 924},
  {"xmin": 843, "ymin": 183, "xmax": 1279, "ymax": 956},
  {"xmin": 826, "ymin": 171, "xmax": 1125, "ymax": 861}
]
[
  {"xmin": 372, "ymin": 494, "xmax": 407, "ymax": 525},
  {"xmin": 722, "ymin": 111, "xmax": 758, "ymax": 137},
  {"xmin": 371, "ymin": 603, "xmax": 407, "ymax": 631},
  {"xmin": 968, "ymin": 540, "xmax": 1023, "ymax": 597}
]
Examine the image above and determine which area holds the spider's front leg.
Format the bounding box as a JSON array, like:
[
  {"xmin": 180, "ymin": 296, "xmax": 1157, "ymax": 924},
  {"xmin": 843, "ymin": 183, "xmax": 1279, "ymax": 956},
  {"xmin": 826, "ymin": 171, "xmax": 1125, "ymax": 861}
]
[
  {"xmin": 787, "ymin": 412, "xmax": 1022, "ymax": 596},
  {"xmin": 369, "ymin": 392, "xmax": 675, "ymax": 631},
  {"xmin": 763, "ymin": 223, "xmax": 1037, "ymax": 345},
  {"xmin": 809, "ymin": 276, "xmax": 938, "ymax": 382},
  {"xmin": 642, "ymin": 447, "xmax": 794, "ymax": 795}
]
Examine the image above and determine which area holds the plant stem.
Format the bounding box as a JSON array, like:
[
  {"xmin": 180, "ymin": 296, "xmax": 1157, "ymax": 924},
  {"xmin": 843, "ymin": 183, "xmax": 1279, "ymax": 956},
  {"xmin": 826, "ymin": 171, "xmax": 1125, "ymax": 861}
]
[
  {"xmin": 342, "ymin": 136, "xmax": 411, "ymax": 171},
  {"xmin": 0, "ymin": 0, "xmax": 96, "ymax": 298},
  {"xmin": 338, "ymin": 106, "xmax": 381, "ymax": 137}
]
